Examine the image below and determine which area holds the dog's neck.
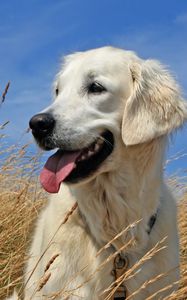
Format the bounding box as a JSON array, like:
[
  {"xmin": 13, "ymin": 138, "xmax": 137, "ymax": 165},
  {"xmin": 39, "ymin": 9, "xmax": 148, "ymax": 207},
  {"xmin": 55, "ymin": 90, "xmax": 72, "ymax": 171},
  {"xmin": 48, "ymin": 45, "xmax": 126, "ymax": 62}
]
[{"xmin": 71, "ymin": 137, "xmax": 166, "ymax": 252}]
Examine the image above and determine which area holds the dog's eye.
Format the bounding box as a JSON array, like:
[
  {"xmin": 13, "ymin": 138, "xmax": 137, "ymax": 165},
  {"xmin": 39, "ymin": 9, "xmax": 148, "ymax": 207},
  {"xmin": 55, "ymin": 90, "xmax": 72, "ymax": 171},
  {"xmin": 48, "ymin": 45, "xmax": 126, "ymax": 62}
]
[
  {"xmin": 88, "ymin": 82, "xmax": 106, "ymax": 94},
  {"xmin": 55, "ymin": 88, "xmax": 59, "ymax": 96}
]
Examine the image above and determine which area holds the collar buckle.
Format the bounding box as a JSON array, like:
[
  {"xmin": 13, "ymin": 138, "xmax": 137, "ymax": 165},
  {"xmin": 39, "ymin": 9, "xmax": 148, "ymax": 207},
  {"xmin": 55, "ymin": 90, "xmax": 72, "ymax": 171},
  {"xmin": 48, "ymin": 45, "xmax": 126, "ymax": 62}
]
[{"xmin": 111, "ymin": 254, "xmax": 128, "ymax": 300}]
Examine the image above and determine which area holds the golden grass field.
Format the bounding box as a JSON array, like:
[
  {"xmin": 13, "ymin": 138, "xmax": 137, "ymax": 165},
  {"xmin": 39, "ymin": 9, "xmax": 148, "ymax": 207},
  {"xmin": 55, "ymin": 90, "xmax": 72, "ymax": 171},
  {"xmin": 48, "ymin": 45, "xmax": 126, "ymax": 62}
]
[{"xmin": 0, "ymin": 141, "xmax": 186, "ymax": 300}]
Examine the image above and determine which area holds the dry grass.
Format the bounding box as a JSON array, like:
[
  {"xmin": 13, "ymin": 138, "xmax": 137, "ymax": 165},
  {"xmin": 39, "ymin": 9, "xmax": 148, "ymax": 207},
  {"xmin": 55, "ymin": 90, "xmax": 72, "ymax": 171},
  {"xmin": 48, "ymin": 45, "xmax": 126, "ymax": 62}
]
[
  {"xmin": 0, "ymin": 144, "xmax": 46, "ymax": 299},
  {"xmin": 0, "ymin": 141, "xmax": 186, "ymax": 300}
]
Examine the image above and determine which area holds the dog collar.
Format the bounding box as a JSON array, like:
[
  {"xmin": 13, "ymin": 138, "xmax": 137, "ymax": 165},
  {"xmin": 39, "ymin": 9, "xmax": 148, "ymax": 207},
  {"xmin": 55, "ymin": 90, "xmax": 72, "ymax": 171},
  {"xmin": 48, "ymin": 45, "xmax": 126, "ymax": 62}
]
[
  {"xmin": 111, "ymin": 254, "xmax": 129, "ymax": 299},
  {"xmin": 147, "ymin": 212, "xmax": 157, "ymax": 235},
  {"xmin": 111, "ymin": 212, "xmax": 158, "ymax": 299}
]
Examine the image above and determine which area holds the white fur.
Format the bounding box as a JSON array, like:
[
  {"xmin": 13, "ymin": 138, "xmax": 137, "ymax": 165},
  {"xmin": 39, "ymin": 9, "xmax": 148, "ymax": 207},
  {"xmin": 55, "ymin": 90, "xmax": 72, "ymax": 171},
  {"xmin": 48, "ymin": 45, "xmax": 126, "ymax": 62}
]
[{"xmin": 10, "ymin": 47, "xmax": 187, "ymax": 299}]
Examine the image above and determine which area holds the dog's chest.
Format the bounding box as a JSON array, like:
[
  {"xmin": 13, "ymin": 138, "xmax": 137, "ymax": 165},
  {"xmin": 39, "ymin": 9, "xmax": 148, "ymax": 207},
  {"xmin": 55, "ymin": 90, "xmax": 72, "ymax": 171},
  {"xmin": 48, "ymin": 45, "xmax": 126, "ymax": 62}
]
[{"xmin": 75, "ymin": 186, "xmax": 141, "ymax": 255}]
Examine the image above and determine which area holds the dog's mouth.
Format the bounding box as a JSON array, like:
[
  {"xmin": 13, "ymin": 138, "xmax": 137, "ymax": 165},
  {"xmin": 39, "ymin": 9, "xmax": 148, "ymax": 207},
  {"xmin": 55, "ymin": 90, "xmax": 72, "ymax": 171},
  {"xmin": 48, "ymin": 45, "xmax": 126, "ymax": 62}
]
[{"xmin": 40, "ymin": 130, "xmax": 114, "ymax": 193}]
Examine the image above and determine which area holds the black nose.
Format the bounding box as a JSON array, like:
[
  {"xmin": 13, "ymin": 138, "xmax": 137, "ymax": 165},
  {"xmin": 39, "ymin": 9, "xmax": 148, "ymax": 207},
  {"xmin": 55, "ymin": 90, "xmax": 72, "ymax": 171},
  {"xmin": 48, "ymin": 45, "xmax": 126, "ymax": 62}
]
[{"xmin": 29, "ymin": 113, "xmax": 55, "ymax": 136}]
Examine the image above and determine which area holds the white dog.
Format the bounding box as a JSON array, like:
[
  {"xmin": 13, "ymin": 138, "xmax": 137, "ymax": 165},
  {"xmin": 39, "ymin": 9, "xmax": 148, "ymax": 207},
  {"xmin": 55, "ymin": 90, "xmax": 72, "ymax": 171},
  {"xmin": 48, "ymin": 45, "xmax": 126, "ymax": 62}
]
[{"xmin": 9, "ymin": 47, "xmax": 187, "ymax": 299}]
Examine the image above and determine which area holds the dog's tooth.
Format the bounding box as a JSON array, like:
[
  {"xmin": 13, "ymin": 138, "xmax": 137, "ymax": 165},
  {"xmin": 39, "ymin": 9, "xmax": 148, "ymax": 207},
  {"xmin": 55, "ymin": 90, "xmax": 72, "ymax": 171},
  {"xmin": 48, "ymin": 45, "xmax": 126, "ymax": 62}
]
[
  {"xmin": 77, "ymin": 138, "xmax": 104, "ymax": 162},
  {"xmin": 94, "ymin": 143, "xmax": 100, "ymax": 152},
  {"xmin": 88, "ymin": 150, "xmax": 94, "ymax": 157}
]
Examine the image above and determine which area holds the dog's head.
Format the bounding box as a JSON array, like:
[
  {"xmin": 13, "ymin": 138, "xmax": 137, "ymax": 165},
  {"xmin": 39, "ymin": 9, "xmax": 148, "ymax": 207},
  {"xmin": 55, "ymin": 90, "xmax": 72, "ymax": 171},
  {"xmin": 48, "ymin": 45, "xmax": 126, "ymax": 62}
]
[{"xmin": 29, "ymin": 47, "xmax": 187, "ymax": 192}]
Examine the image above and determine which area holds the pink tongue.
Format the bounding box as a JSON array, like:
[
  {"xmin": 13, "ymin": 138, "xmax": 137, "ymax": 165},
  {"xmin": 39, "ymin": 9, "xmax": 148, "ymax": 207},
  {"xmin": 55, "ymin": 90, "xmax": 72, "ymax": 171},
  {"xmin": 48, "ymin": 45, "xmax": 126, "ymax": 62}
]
[{"xmin": 40, "ymin": 150, "xmax": 80, "ymax": 193}]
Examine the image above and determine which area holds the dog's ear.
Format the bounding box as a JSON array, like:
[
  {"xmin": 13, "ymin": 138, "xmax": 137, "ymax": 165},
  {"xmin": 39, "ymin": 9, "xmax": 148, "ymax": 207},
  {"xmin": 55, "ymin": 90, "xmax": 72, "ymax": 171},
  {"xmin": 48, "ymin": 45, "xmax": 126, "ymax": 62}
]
[{"xmin": 122, "ymin": 60, "xmax": 187, "ymax": 145}]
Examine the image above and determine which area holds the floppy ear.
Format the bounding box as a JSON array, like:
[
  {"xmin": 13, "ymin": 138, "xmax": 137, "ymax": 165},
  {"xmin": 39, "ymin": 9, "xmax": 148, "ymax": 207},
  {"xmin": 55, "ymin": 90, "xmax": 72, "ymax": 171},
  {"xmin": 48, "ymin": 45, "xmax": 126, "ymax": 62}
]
[{"xmin": 122, "ymin": 60, "xmax": 187, "ymax": 145}]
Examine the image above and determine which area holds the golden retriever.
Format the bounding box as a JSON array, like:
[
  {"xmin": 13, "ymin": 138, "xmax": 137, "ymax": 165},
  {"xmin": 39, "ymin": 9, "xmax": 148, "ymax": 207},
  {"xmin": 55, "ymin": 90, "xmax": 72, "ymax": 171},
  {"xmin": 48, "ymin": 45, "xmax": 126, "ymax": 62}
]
[{"xmin": 8, "ymin": 47, "xmax": 187, "ymax": 299}]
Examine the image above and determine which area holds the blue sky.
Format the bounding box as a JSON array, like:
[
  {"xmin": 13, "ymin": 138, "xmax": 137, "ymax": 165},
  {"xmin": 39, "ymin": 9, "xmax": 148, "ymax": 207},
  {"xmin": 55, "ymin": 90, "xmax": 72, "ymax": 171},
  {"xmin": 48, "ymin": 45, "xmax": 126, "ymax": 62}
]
[{"xmin": 0, "ymin": 0, "xmax": 187, "ymax": 175}]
